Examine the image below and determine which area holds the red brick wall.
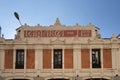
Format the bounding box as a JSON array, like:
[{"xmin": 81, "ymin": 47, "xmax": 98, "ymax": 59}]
[
  {"xmin": 64, "ymin": 49, "xmax": 73, "ymax": 69},
  {"xmin": 26, "ymin": 49, "xmax": 35, "ymax": 69},
  {"xmin": 5, "ymin": 49, "xmax": 13, "ymax": 69},
  {"xmin": 103, "ymin": 49, "xmax": 112, "ymax": 68},
  {"xmin": 81, "ymin": 49, "xmax": 90, "ymax": 68},
  {"xmin": 43, "ymin": 49, "xmax": 52, "ymax": 69}
]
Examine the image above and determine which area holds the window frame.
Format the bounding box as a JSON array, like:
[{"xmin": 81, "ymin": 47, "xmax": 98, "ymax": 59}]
[
  {"xmin": 15, "ymin": 49, "xmax": 24, "ymax": 69},
  {"xmin": 53, "ymin": 49, "xmax": 63, "ymax": 69},
  {"xmin": 92, "ymin": 49, "xmax": 101, "ymax": 68}
]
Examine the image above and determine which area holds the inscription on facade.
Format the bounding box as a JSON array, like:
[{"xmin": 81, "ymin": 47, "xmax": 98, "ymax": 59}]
[{"xmin": 24, "ymin": 30, "xmax": 91, "ymax": 37}]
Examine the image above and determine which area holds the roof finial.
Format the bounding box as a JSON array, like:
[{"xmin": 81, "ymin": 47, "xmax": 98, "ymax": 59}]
[
  {"xmin": 112, "ymin": 33, "xmax": 116, "ymax": 38},
  {"xmin": 0, "ymin": 26, "xmax": 1, "ymax": 37},
  {"xmin": 54, "ymin": 18, "xmax": 61, "ymax": 26}
]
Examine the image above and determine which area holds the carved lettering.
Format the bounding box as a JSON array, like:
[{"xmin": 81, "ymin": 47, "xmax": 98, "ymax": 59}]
[{"xmin": 24, "ymin": 30, "xmax": 92, "ymax": 38}]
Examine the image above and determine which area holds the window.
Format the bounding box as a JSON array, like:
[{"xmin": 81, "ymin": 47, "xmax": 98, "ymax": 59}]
[
  {"xmin": 92, "ymin": 49, "xmax": 101, "ymax": 68},
  {"xmin": 15, "ymin": 49, "xmax": 24, "ymax": 69},
  {"xmin": 53, "ymin": 49, "xmax": 62, "ymax": 69}
]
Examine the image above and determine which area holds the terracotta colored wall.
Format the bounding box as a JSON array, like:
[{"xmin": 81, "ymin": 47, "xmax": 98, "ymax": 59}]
[
  {"xmin": 5, "ymin": 49, "xmax": 13, "ymax": 69},
  {"xmin": 64, "ymin": 49, "xmax": 73, "ymax": 69},
  {"xmin": 43, "ymin": 49, "xmax": 52, "ymax": 69},
  {"xmin": 81, "ymin": 49, "xmax": 90, "ymax": 68},
  {"xmin": 64, "ymin": 30, "xmax": 77, "ymax": 37},
  {"xmin": 26, "ymin": 49, "xmax": 35, "ymax": 69},
  {"xmin": 103, "ymin": 49, "xmax": 112, "ymax": 68}
]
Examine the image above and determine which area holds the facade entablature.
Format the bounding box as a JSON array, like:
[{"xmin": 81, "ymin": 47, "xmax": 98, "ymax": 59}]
[
  {"xmin": 1, "ymin": 36, "xmax": 120, "ymax": 46},
  {"xmin": 89, "ymin": 38, "xmax": 120, "ymax": 44}
]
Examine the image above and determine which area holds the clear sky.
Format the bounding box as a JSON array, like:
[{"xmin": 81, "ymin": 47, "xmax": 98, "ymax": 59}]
[{"xmin": 0, "ymin": 0, "xmax": 120, "ymax": 39}]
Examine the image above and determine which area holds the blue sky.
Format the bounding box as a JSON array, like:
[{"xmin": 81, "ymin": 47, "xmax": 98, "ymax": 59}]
[{"xmin": 0, "ymin": 0, "xmax": 120, "ymax": 39}]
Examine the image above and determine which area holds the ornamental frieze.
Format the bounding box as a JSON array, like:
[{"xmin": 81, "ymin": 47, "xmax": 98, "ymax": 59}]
[{"xmin": 24, "ymin": 30, "xmax": 91, "ymax": 38}]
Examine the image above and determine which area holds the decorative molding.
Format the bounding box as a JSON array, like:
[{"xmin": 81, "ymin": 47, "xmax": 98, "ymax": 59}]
[{"xmin": 50, "ymin": 37, "xmax": 65, "ymax": 44}]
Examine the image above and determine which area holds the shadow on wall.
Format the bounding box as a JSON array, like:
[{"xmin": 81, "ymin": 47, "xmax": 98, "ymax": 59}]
[
  {"xmin": 10, "ymin": 79, "xmax": 30, "ymax": 80},
  {"xmin": 86, "ymin": 78, "xmax": 108, "ymax": 80},
  {"xmin": 48, "ymin": 78, "xmax": 69, "ymax": 80}
]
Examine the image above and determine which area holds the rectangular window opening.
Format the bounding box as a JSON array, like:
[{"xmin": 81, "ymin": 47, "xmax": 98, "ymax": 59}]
[
  {"xmin": 53, "ymin": 49, "xmax": 62, "ymax": 69},
  {"xmin": 92, "ymin": 49, "xmax": 101, "ymax": 68},
  {"xmin": 15, "ymin": 49, "xmax": 24, "ymax": 69}
]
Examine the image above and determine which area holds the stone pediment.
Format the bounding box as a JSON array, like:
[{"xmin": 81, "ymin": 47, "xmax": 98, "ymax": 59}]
[
  {"xmin": 88, "ymin": 38, "xmax": 104, "ymax": 44},
  {"xmin": 50, "ymin": 38, "xmax": 65, "ymax": 44},
  {"xmin": 13, "ymin": 39, "xmax": 27, "ymax": 44}
]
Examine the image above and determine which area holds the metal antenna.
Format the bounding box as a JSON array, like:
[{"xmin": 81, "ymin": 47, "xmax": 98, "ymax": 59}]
[{"xmin": 14, "ymin": 12, "xmax": 22, "ymax": 26}]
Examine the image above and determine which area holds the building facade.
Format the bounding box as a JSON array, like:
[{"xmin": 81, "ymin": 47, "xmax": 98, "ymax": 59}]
[{"xmin": 0, "ymin": 18, "xmax": 120, "ymax": 80}]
